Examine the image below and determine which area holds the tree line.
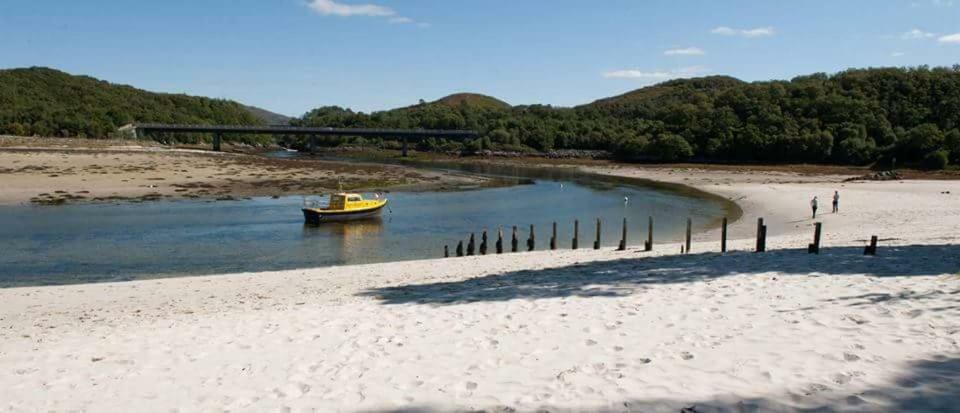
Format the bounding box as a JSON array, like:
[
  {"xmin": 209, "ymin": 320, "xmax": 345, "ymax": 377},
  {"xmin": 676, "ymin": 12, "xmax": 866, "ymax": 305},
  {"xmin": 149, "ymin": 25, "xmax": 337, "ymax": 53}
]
[
  {"xmin": 294, "ymin": 67, "xmax": 960, "ymax": 169},
  {"xmin": 4, "ymin": 66, "xmax": 960, "ymax": 168}
]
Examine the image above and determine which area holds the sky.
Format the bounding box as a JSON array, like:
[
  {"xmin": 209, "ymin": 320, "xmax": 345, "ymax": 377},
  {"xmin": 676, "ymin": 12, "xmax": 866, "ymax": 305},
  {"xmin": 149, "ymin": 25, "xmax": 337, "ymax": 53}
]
[{"xmin": 1, "ymin": 0, "xmax": 959, "ymax": 116}]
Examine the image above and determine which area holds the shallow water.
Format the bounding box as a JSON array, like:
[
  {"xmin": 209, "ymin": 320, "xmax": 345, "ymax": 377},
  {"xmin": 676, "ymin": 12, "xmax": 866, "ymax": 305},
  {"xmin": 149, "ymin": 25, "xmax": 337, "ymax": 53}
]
[{"xmin": 0, "ymin": 159, "xmax": 734, "ymax": 287}]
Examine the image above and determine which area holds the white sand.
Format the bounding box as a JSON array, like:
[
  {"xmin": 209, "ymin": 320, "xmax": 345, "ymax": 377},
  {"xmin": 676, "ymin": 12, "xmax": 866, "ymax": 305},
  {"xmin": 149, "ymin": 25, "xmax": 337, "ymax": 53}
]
[{"xmin": 1, "ymin": 168, "xmax": 959, "ymax": 412}]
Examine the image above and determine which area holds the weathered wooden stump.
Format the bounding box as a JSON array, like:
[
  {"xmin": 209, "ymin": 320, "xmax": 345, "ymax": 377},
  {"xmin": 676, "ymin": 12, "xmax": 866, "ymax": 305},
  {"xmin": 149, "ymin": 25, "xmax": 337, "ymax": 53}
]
[
  {"xmin": 456, "ymin": 241, "xmax": 464, "ymax": 257},
  {"xmin": 527, "ymin": 224, "xmax": 535, "ymax": 251},
  {"xmin": 444, "ymin": 245, "xmax": 449, "ymax": 258},
  {"xmin": 644, "ymin": 216, "xmax": 653, "ymax": 251},
  {"xmin": 550, "ymin": 222, "xmax": 557, "ymax": 250},
  {"xmin": 593, "ymin": 218, "xmax": 601, "ymax": 250},
  {"xmin": 808, "ymin": 222, "xmax": 822, "ymax": 254},
  {"xmin": 864, "ymin": 235, "xmax": 878, "ymax": 255},
  {"xmin": 511, "ymin": 226, "xmax": 519, "ymax": 253},
  {"xmin": 618, "ymin": 218, "xmax": 627, "ymax": 251},
  {"xmin": 467, "ymin": 233, "xmax": 475, "ymax": 256},
  {"xmin": 721, "ymin": 217, "xmax": 728, "ymax": 253},
  {"xmin": 480, "ymin": 230, "xmax": 488, "ymax": 255},
  {"xmin": 685, "ymin": 218, "xmax": 692, "ymax": 254}
]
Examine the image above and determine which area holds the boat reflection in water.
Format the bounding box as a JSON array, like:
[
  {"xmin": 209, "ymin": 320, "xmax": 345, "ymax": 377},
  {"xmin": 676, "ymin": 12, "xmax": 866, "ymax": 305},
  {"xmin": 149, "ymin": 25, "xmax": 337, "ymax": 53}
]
[{"xmin": 302, "ymin": 218, "xmax": 385, "ymax": 262}]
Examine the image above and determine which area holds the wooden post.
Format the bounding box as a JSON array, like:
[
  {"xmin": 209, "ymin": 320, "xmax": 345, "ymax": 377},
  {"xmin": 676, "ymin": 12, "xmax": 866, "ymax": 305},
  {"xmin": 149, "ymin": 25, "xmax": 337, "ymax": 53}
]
[
  {"xmin": 572, "ymin": 219, "xmax": 579, "ymax": 250},
  {"xmin": 480, "ymin": 230, "xmax": 488, "ymax": 255},
  {"xmin": 467, "ymin": 233, "xmax": 475, "ymax": 256},
  {"xmin": 618, "ymin": 218, "xmax": 627, "ymax": 251},
  {"xmin": 760, "ymin": 225, "xmax": 767, "ymax": 252},
  {"xmin": 593, "ymin": 218, "xmax": 601, "ymax": 250},
  {"xmin": 864, "ymin": 235, "xmax": 878, "ymax": 256},
  {"xmin": 496, "ymin": 227, "xmax": 504, "ymax": 254},
  {"xmin": 511, "ymin": 226, "xmax": 519, "ymax": 252},
  {"xmin": 212, "ymin": 133, "xmax": 222, "ymax": 152},
  {"xmin": 550, "ymin": 222, "xmax": 557, "ymax": 250},
  {"xmin": 755, "ymin": 218, "xmax": 765, "ymax": 253},
  {"xmin": 645, "ymin": 216, "xmax": 653, "ymax": 251},
  {"xmin": 721, "ymin": 217, "xmax": 728, "ymax": 253},
  {"xmin": 527, "ymin": 224, "xmax": 535, "ymax": 251},
  {"xmin": 444, "ymin": 245, "xmax": 449, "ymax": 258},
  {"xmin": 685, "ymin": 218, "xmax": 692, "ymax": 254},
  {"xmin": 456, "ymin": 241, "xmax": 464, "ymax": 257},
  {"xmin": 808, "ymin": 222, "xmax": 822, "ymax": 254}
]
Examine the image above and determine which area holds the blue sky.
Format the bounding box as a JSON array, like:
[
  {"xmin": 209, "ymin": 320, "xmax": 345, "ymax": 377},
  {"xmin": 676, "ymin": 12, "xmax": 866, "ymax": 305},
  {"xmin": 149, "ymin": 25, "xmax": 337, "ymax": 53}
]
[{"xmin": 1, "ymin": 0, "xmax": 958, "ymax": 116}]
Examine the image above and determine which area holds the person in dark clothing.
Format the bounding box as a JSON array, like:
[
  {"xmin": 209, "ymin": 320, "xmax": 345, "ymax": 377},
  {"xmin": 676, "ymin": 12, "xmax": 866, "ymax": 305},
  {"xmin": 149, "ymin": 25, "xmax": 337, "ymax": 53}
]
[
  {"xmin": 832, "ymin": 191, "xmax": 839, "ymax": 213},
  {"xmin": 811, "ymin": 196, "xmax": 818, "ymax": 219}
]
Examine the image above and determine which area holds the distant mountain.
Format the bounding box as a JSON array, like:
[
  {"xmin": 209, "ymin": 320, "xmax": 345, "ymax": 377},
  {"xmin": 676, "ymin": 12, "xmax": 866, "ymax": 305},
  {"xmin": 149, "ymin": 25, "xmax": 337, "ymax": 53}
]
[
  {"xmin": 241, "ymin": 104, "xmax": 292, "ymax": 125},
  {"xmin": 0, "ymin": 67, "xmax": 263, "ymax": 138}
]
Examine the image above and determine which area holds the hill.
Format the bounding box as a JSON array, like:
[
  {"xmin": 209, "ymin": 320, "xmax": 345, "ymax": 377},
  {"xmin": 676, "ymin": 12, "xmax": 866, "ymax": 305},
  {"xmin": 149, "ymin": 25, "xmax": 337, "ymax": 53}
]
[
  {"xmin": 0, "ymin": 67, "xmax": 264, "ymax": 139},
  {"xmin": 430, "ymin": 93, "xmax": 511, "ymax": 110},
  {"xmin": 241, "ymin": 104, "xmax": 292, "ymax": 125},
  {"xmin": 296, "ymin": 67, "xmax": 960, "ymax": 168}
]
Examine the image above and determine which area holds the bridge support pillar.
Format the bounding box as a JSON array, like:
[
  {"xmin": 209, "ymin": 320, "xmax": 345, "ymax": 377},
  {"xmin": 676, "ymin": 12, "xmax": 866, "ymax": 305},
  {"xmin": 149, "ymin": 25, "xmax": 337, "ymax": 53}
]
[
  {"xmin": 213, "ymin": 133, "xmax": 222, "ymax": 152},
  {"xmin": 309, "ymin": 134, "xmax": 317, "ymax": 153},
  {"xmin": 401, "ymin": 137, "xmax": 408, "ymax": 157}
]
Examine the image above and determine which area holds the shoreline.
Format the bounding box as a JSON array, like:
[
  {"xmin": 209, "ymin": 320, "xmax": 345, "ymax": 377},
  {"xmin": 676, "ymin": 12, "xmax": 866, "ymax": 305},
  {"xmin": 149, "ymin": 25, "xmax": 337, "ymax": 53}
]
[{"xmin": 2, "ymin": 147, "xmax": 960, "ymax": 411}]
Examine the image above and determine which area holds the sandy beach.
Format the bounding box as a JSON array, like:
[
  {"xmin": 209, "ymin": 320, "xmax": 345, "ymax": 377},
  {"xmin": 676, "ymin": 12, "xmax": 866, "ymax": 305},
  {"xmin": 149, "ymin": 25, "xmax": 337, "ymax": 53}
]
[{"xmin": 1, "ymin": 159, "xmax": 959, "ymax": 411}]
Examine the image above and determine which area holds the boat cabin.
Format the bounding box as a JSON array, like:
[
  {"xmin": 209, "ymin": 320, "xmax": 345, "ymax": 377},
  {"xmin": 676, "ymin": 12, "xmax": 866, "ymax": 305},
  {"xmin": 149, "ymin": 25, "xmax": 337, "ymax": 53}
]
[{"xmin": 327, "ymin": 193, "xmax": 381, "ymax": 211}]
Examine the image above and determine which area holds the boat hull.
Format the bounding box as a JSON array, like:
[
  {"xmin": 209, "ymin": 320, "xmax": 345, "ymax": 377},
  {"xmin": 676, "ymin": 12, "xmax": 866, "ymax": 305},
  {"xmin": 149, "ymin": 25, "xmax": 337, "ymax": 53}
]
[{"xmin": 302, "ymin": 203, "xmax": 386, "ymax": 224}]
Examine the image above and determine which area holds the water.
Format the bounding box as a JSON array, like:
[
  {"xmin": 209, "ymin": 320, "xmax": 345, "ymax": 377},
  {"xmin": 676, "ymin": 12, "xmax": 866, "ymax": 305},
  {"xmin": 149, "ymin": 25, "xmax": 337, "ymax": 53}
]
[{"xmin": 0, "ymin": 160, "xmax": 736, "ymax": 287}]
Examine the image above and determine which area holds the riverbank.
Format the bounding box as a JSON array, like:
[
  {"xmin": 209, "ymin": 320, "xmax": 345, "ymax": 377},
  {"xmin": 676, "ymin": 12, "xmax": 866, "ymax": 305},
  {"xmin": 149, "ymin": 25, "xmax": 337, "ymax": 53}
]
[
  {"xmin": 0, "ymin": 139, "xmax": 493, "ymax": 205},
  {"xmin": 2, "ymin": 163, "xmax": 958, "ymax": 411}
]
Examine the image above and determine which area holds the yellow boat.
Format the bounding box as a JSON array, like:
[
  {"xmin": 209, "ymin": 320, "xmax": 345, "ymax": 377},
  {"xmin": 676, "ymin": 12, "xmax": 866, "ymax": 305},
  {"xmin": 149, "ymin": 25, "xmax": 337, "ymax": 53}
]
[{"xmin": 302, "ymin": 193, "xmax": 388, "ymax": 224}]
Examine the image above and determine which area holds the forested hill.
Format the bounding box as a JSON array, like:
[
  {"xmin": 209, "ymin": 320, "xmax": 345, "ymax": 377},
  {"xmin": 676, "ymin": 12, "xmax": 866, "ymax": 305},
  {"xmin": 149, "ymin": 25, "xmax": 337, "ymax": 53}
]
[
  {"xmin": 4, "ymin": 66, "xmax": 960, "ymax": 168},
  {"xmin": 0, "ymin": 67, "xmax": 263, "ymax": 138},
  {"xmin": 296, "ymin": 67, "xmax": 960, "ymax": 169}
]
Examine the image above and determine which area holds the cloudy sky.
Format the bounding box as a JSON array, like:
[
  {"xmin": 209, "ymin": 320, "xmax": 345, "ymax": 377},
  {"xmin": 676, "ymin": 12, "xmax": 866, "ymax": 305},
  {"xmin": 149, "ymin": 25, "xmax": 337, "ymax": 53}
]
[{"xmin": 1, "ymin": 0, "xmax": 958, "ymax": 115}]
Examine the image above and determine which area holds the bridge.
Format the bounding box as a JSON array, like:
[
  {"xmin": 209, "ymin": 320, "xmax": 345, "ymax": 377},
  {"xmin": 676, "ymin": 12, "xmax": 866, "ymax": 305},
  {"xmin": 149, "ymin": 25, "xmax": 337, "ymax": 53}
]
[{"xmin": 121, "ymin": 123, "xmax": 480, "ymax": 156}]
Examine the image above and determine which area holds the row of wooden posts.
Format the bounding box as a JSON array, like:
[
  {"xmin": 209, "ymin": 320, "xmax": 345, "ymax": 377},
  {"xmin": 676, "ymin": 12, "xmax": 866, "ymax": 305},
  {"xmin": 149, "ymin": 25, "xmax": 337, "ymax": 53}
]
[{"xmin": 445, "ymin": 217, "xmax": 882, "ymax": 257}]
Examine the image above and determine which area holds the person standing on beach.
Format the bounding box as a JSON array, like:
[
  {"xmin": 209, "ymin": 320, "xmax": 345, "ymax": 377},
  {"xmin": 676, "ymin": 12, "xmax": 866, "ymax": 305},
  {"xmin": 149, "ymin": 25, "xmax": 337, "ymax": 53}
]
[
  {"xmin": 832, "ymin": 191, "xmax": 839, "ymax": 213},
  {"xmin": 811, "ymin": 196, "xmax": 818, "ymax": 219}
]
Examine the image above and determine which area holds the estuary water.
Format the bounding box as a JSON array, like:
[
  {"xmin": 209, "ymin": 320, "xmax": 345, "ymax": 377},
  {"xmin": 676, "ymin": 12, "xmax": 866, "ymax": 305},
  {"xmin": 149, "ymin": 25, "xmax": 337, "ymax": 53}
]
[{"xmin": 0, "ymin": 158, "xmax": 737, "ymax": 287}]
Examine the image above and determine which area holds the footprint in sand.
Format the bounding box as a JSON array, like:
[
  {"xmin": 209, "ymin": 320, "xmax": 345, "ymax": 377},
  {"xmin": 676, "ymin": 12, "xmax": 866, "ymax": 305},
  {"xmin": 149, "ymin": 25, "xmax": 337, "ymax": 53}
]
[{"xmin": 680, "ymin": 352, "xmax": 694, "ymax": 360}]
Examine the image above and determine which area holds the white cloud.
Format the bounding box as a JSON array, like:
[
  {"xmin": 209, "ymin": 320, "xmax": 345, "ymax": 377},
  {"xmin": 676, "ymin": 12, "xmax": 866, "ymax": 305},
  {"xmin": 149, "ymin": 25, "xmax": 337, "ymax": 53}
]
[
  {"xmin": 891, "ymin": 51, "xmax": 906, "ymax": 57},
  {"xmin": 664, "ymin": 47, "xmax": 705, "ymax": 56},
  {"xmin": 711, "ymin": 26, "xmax": 737, "ymax": 36},
  {"xmin": 939, "ymin": 33, "xmax": 960, "ymax": 43},
  {"xmin": 307, "ymin": 0, "xmax": 427, "ymax": 27},
  {"xmin": 711, "ymin": 26, "xmax": 774, "ymax": 38},
  {"xmin": 603, "ymin": 66, "xmax": 709, "ymax": 80},
  {"xmin": 902, "ymin": 28, "xmax": 935, "ymax": 39},
  {"xmin": 307, "ymin": 0, "xmax": 394, "ymax": 17}
]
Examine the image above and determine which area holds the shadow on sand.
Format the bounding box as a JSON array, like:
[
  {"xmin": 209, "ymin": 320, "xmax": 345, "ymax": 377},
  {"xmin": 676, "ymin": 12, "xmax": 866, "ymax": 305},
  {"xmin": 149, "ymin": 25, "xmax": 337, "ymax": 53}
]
[
  {"xmin": 360, "ymin": 354, "xmax": 960, "ymax": 413},
  {"xmin": 358, "ymin": 244, "xmax": 960, "ymax": 306}
]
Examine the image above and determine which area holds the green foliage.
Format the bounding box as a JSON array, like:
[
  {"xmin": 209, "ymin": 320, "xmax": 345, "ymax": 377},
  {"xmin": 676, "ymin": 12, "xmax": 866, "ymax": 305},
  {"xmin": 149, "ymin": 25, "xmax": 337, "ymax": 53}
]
[
  {"xmin": 923, "ymin": 150, "xmax": 950, "ymax": 170},
  {"xmin": 0, "ymin": 67, "xmax": 266, "ymax": 143},
  {"xmin": 292, "ymin": 66, "xmax": 960, "ymax": 165},
  {"xmin": 647, "ymin": 133, "xmax": 694, "ymax": 161}
]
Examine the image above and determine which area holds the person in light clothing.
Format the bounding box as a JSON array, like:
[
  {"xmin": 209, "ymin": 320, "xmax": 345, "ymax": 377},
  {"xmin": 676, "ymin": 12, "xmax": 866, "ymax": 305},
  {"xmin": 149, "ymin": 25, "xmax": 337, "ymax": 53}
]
[{"xmin": 832, "ymin": 191, "xmax": 839, "ymax": 213}]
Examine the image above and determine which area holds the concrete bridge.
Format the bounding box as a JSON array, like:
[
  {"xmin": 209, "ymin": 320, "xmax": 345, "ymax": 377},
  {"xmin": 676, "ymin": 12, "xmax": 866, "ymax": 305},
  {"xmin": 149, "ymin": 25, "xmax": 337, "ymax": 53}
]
[{"xmin": 120, "ymin": 123, "xmax": 480, "ymax": 156}]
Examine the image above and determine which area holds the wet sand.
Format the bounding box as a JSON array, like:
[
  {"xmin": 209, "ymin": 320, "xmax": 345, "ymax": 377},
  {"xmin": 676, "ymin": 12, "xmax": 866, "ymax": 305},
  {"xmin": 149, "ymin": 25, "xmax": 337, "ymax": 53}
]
[{"xmin": 0, "ymin": 138, "xmax": 491, "ymax": 205}]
